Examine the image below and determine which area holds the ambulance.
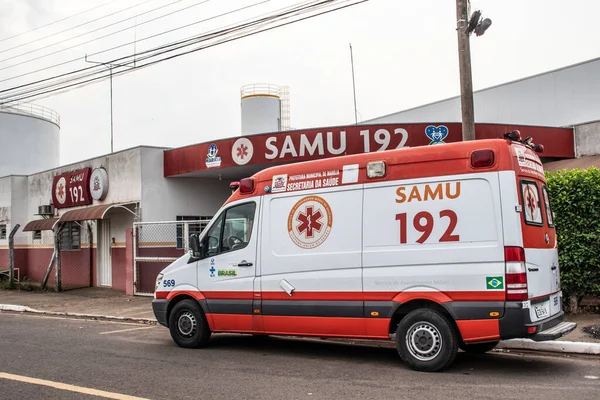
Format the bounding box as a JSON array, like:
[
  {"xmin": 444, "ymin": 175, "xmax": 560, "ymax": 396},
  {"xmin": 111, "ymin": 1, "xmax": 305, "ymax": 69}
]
[{"xmin": 152, "ymin": 131, "xmax": 576, "ymax": 372}]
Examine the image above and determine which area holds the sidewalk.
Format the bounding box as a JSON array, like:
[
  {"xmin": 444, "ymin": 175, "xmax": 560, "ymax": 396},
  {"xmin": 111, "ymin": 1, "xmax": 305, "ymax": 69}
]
[
  {"xmin": 1, "ymin": 288, "xmax": 599, "ymax": 351},
  {"xmin": 0, "ymin": 287, "xmax": 154, "ymax": 321}
]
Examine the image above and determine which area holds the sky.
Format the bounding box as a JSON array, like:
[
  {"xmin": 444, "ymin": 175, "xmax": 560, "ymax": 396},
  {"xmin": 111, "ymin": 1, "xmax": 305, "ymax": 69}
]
[{"xmin": 0, "ymin": 0, "xmax": 599, "ymax": 165}]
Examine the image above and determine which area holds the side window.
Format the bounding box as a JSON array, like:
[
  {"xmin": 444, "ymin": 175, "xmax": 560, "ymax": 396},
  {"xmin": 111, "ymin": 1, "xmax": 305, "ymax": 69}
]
[
  {"xmin": 203, "ymin": 202, "xmax": 256, "ymax": 257},
  {"xmin": 542, "ymin": 186, "xmax": 554, "ymax": 227},
  {"xmin": 520, "ymin": 180, "xmax": 543, "ymax": 226}
]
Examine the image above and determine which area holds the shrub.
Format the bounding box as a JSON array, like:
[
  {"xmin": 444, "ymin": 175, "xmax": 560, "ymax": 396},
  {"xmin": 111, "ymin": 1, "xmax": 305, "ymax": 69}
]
[{"xmin": 545, "ymin": 167, "xmax": 600, "ymax": 299}]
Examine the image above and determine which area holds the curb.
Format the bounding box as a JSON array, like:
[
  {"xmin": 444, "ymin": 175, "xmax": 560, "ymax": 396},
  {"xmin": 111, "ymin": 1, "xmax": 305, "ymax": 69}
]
[
  {"xmin": 2, "ymin": 304, "xmax": 599, "ymax": 355},
  {"xmin": 0, "ymin": 304, "xmax": 158, "ymax": 325},
  {"xmin": 497, "ymin": 339, "xmax": 600, "ymax": 355}
]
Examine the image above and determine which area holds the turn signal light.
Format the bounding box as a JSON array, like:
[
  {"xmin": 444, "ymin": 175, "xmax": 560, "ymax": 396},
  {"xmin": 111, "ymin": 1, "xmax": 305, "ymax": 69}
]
[{"xmin": 471, "ymin": 149, "xmax": 495, "ymax": 168}]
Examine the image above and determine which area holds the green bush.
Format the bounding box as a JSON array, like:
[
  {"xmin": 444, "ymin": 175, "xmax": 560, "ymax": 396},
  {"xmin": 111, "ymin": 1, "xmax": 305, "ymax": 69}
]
[{"xmin": 545, "ymin": 167, "xmax": 600, "ymax": 298}]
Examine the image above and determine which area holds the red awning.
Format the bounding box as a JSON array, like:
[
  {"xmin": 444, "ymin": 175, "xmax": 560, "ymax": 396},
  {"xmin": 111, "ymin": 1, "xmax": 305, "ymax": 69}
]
[
  {"xmin": 22, "ymin": 218, "xmax": 60, "ymax": 232},
  {"xmin": 59, "ymin": 202, "xmax": 137, "ymax": 222}
]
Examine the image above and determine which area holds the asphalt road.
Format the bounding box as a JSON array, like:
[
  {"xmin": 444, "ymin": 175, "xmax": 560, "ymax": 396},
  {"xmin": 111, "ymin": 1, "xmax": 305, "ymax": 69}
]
[{"xmin": 0, "ymin": 313, "xmax": 598, "ymax": 400}]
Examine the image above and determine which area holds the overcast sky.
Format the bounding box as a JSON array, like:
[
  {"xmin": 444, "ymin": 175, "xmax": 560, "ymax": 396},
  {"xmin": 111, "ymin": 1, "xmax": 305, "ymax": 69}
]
[{"xmin": 1, "ymin": 0, "xmax": 599, "ymax": 165}]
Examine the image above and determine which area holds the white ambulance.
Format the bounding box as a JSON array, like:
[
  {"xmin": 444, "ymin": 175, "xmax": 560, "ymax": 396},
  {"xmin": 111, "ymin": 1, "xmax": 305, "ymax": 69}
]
[{"xmin": 153, "ymin": 132, "xmax": 576, "ymax": 372}]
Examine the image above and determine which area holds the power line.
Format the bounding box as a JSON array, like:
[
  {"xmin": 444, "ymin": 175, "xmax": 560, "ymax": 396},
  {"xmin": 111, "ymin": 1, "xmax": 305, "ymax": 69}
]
[
  {"xmin": 0, "ymin": 0, "xmax": 367, "ymax": 105},
  {"xmin": 1, "ymin": 0, "xmax": 340, "ymax": 101},
  {"xmin": 0, "ymin": 0, "xmax": 270, "ymax": 88},
  {"xmin": 0, "ymin": 0, "xmax": 177, "ymax": 60},
  {"xmin": 0, "ymin": 0, "xmax": 213, "ymax": 73},
  {"xmin": 0, "ymin": 0, "xmax": 121, "ymax": 44}
]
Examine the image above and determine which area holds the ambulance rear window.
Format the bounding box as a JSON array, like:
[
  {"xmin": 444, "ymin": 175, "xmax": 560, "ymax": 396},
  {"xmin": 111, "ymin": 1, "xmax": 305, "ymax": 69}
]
[
  {"xmin": 542, "ymin": 186, "xmax": 554, "ymax": 228},
  {"xmin": 520, "ymin": 180, "xmax": 543, "ymax": 226}
]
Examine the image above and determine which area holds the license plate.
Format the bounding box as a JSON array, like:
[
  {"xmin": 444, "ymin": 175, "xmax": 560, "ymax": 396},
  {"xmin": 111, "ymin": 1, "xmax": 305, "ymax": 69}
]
[{"xmin": 534, "ymin": 304, "xmax": 549, "ymax": 319}]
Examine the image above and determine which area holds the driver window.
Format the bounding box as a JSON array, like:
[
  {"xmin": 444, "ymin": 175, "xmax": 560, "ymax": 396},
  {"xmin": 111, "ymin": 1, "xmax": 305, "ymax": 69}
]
[{"xmin": 204, "ymin": 202, "xmax": 256, "ymax": 257}]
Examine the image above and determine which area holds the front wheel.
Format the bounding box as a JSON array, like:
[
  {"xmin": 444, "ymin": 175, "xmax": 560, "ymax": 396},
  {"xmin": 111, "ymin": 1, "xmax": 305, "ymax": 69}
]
[
  {"xmin": 395, "ymin": 309, "xmax": 459, "ymax": 372},
  {"xmin": 168, "ymin": 299, "xmax": 211, "ymax": 348},
  {"xmin": 459, "ymin": 341, "xmax": 499, "ymax": 354}
]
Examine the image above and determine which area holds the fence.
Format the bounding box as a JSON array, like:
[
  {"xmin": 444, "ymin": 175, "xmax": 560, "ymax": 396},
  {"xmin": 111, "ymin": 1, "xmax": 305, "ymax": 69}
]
[
  {"xmin": 134, "ymin": 219, "xmax": 211, "ymax": 296},
  {"xmin": 57, "ymin": 221, "xmax": 94, "ymax": 291},
  {"xmin": 4, "ymin": 222, "xmax": 93, "ymax": 291}
]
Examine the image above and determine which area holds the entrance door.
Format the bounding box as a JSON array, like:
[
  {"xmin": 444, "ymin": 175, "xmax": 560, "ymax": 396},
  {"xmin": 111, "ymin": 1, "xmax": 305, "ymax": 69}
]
[{"xmin": 97, "ymin": 220, "xmax": 112, "ymax": 287}]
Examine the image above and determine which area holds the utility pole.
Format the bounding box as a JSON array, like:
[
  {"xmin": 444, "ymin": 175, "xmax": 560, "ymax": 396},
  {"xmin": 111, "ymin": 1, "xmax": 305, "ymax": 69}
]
[
  {"xmin": 349, "ymin": 43, "xmax": 358, "ymax": 124},
  {"xmin": 456, "ymin": 0, "xmax": 476, "ymax": 141}
]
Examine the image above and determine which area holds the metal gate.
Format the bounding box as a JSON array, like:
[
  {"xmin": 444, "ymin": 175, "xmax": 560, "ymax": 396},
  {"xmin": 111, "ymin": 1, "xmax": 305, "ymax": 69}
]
[{"xmin": 133, "ymin": 219, "xmax": 211, "ymax": 296}]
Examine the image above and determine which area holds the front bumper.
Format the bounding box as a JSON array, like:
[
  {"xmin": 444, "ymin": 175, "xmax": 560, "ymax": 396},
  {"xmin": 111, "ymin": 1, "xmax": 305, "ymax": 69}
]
[{"xmin": 152, "ymin": 299, "xmax": 169, "ymax": 327}]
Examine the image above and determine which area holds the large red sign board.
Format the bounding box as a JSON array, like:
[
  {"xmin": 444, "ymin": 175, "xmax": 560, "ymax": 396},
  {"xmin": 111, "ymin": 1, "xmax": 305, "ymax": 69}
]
[
  {"xmin": 164, "ymin": 123, "xmax": 574, "ymax": 177},
  {"xmin": 52, "ymin": 168, "xmax": 93, "ymax": 209}
]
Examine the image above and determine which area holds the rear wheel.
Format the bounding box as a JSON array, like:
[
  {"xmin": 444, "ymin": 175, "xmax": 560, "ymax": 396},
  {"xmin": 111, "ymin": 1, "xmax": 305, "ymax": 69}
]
[
  {"xmin": 395, "ymin": 309, "xmax": 459, "ymax": 372},
  {"xmin": 168, "ymin": 299, "xmax": 211, "ymax": 348},
  {"xmin": 459, "ymin": 341, "xmax": 499, "ymax": 354}
]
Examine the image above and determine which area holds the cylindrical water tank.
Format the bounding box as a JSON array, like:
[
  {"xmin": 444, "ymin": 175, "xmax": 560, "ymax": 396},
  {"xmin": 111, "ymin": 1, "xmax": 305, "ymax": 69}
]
[
  {"xmin": 0, "ymin": 104, "xmax": 60, "ymax": 177},
  {"xmin": 240, "ymin": 84, "xmax": 282, "ymax": 135}
]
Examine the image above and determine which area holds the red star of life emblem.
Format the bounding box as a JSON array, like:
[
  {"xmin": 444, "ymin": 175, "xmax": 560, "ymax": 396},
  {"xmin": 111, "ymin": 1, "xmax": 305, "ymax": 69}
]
[
  {"xmin": 236, "ymin": 144, "xmax": 249, "ymax": 160},
  {"xmin": 57, "ymin": 183, "xmax": 65, "ymax": 199},
  {"xmin": 296, "ymin": 206, "xmax": 323, "ymax": 238},
  {"xmin": 526, "ymin": 189, "xmax": 536, "ymax": 216}
]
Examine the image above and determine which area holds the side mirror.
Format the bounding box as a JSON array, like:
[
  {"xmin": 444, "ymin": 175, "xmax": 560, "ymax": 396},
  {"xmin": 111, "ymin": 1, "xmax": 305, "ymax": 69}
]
[{"xmin": 190, "ymin": 234, "xmax": 203, "ymax": 259}]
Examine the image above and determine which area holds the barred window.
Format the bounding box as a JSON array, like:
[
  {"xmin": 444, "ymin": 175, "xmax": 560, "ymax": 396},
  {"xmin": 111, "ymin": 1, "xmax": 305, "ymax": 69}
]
[
  {"xmin": 33, "ymin": 230, "xmax": 42, "ymax": 240},
  {"xmin": 60, "ymin": 222, "xmax": 81, "ymax": 250},
  {"xmin": 0, "ymin": 224, "xmax": 6, "ymax": 240}
]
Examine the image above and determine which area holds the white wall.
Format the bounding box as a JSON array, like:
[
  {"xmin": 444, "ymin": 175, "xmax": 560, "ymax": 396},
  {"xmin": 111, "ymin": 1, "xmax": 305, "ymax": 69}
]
[
  {"xmin": 140, "ymin": 147, "xmax": 232, "ymax": 222},
  {"xmin": 574, "ymin": 121, "xmax": 600, "ymax": 158},
  {"xmin": 0, "ymin": 111, "xmax": 60, "ymax": 177},
  {"xmin": 364, "ymin": 57, "xmax": 600, "ymax": 128}
]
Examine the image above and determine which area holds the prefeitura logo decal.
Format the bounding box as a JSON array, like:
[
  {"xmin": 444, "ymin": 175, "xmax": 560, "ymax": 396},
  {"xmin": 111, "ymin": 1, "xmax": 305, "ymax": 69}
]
[{"xmin": 288, "ymin": 195, "xmax": 333, "ymax": 249}]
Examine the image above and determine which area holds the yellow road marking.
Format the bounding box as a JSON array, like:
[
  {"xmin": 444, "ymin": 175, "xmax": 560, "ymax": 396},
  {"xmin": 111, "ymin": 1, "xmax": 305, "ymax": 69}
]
[
  {"xmin": 99, "ymin": 326, "xmax": 154, "ymax": 335},
  {"xmin": 0, "ymin": 372, "xmax": 150, "ymax": 400}
]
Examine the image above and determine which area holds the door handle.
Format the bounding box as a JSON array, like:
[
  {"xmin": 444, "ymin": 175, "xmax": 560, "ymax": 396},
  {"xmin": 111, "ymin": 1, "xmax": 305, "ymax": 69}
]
[
  {"xmin": 551, "ymin": 266, "xmax": 557, "ymax": 271},
  {"xmin": 238, "ymin": 261, "xmax": 253, "ymax": 267}
]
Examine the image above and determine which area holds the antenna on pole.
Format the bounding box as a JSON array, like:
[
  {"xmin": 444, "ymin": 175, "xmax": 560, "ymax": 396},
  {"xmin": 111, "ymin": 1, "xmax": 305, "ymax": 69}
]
[{"xmin": 349, "ymin": 43, "xmax": 358, "ymax": 124}]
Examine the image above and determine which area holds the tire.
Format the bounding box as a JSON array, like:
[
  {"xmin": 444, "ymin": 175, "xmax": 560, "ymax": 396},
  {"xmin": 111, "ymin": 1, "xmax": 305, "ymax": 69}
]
[
  {"xmin": 459, "ymin": 341, "xmax": 499, "ymax": 354},
  {"xmin": 168, "ymin": 299, "xmax": 211, "ymax": 348},
  {"xmin": 395, "ymin": 309, "xmax": 459, "ymax": 372}
]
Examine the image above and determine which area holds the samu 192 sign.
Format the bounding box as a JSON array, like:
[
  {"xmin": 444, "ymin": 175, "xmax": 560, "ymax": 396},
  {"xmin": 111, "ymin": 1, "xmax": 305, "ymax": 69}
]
[{"xmin": 52, "ymin": 168, "xmax": 93, "ymax": 209}]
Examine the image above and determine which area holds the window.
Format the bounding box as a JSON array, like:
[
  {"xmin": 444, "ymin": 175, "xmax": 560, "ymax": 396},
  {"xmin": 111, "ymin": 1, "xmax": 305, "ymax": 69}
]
[
  {"xmin": 60, "ymin": 222, "xmax": 81, "ymax": 250},
  {"xmin": 520, "ymin": 180, "xmax": 543, "ymax": 226},
  {"xmin": 542, "ymin": 186, "xmax": 554, "ymax": 228},
  {"xmin": 33, "ymin": 230, "xmax": 42, "ymax": 240},
  {"xmin": 203, "ymin": 202, "xmax": 256, "ymax": 257},
  {"xmin": 176, "ymin": 215, "xmax": 211, "ymax": 249},
  {"xmin": 0, "ymin": 224, "xmax": 6, "ymax": 240}
]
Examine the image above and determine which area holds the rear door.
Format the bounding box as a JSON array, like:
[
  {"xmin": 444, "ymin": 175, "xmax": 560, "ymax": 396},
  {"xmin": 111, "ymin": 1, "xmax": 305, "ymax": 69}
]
[{"xmin": 513, "ymin": 145, "xmax": 561, "ymax": 320}]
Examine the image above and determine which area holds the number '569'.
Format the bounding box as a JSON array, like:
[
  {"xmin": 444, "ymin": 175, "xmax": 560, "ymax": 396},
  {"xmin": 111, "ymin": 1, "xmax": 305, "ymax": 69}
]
[
  {"xmin": 396, "ymin": 210, "xmax": 460, "ymax": 244},
  {"xmin": 163, "ymin": 279, "xmax": 175, "ymax": 288}
]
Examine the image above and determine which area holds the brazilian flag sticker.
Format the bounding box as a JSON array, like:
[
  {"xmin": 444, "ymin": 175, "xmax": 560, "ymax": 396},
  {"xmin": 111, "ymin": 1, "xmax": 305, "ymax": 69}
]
[{"xmin": 486, "ymin": 276, "xmax": 504, "ymax": 290}]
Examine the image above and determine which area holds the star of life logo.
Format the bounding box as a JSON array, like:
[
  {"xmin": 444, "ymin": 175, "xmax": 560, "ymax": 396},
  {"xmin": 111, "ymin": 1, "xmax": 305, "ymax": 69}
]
[
  {"xmin": 231, "ymin": 138, "xmax": 253, "ymax": 165},
  {"xmin": 55, "ymin": 177, "xmax": 67, "ymax": 205},
  {"xmin": 287, "ymin": 195, "xmax": 333, "ymax": 249}
]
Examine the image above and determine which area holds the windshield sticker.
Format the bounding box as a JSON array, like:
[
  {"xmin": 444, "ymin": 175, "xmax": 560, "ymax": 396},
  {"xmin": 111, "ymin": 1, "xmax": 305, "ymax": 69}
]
[{"xmin": 522, "ymin": 182, "xmax": 543, "ymax": 224}]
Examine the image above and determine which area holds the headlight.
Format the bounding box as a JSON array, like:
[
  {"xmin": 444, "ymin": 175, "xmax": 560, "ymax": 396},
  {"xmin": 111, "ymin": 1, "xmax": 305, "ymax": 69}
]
[{"xmin": 155, "ymin": 273, "xmax": 164, "ymax": 292}]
